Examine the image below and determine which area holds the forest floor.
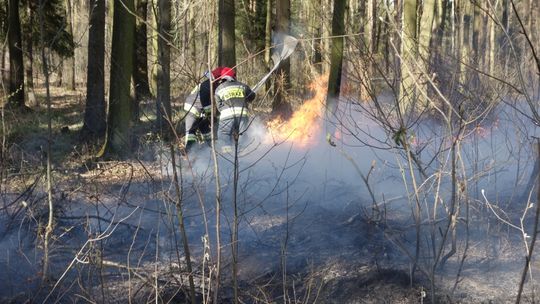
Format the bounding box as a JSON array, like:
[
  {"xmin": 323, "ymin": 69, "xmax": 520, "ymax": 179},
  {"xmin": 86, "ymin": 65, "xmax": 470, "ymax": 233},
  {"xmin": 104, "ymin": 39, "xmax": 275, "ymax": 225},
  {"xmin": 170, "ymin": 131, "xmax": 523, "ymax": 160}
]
[{"xmin": 0, "ymin": 87, "xmax": 538, "ymax": 303}]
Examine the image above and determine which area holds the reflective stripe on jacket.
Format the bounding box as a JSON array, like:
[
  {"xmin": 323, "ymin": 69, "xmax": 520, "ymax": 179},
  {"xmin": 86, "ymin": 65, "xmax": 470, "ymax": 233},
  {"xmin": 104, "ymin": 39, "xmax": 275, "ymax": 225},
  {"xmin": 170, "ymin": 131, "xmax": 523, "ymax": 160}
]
[
  {"xmin": 219, "ymin": 107, "xmax": 249, "ymax": 120},
  {"xmin": 185, "ymin": 133, "xmax": 198, "ymax": 143},
  {"xmin": 183, "ymin": 103, "xmax": 201, "ymax": 116}
]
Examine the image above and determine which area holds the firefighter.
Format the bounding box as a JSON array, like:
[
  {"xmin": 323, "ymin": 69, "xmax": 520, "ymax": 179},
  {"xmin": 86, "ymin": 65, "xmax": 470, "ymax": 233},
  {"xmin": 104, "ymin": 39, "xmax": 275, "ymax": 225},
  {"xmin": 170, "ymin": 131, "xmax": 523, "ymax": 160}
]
[
  {"xmin": 183, "ymin": 67, "xmax": 226, "ymax": 153},
  {"xmin": 214, "ymin": 67, "xmax": 256, "ymax": 153}
]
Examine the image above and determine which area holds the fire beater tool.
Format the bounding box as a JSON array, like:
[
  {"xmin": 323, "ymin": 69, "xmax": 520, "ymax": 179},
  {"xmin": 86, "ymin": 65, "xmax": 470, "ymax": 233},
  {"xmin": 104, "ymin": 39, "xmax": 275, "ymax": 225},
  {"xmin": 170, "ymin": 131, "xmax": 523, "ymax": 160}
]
[{"xmin": 251, "ymin": 33, "xmax": 298, "ymax": 93}]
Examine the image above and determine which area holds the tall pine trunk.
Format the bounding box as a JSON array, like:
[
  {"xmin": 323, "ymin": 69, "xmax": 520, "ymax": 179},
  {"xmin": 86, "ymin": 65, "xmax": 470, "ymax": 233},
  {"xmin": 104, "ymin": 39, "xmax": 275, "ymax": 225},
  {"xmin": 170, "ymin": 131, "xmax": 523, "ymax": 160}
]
[
  {"xmin": 264, "ymin": 0, "xmax": 272, "ymax": 72},
  {"xmin": 82, "ymin": 0, "xmax": 106, "ymax": 139},
  {"xmin": 459, "ymin": 0, "xmax": 472, "ymax": 85},
  {"xmin": 272, "ymin": 0, "xmax": 292, "ymax": 118},
  {"xmin": 25, "ymin": 0, "xmax": 36, "ymax": 106},
  {"xmin": 311, "ymin": 0, "xmax": 322, "ymax": 73},
  {"xmin": 156, "ymin": 0, "xmax": 171, "ymax": 134},
  {"xmin": 133, "ymin": 0, "xmax": 151, "ymax": 121},
  {"xmin": 326, "ymin": 0, "xmax": 345, "ymax": 106},
  {"xmin": 418, "ymin": 0, "xmax": 436, "ymax": 106},
  {"xmin": 400, "ymin": 0, "xmax": 418, "ymax": 112},
  {"xmin": 66, "ymin": 0, "xmax": 76, "ymax": 90},
  {"xmin": 219, "ymin": 0, "xmax": 236, "ymax": 67},
  {"xmin": 488, "ymin": 0, "xmax": 497, "ymax": 75},
  {"xmin": 8, "ymin": 0, "xmax": 25, "ymax": 107},
  {"xmin": 367, "ymin": 0, "xmax": 377, "ymax": 55},
  {"xmin": 100, "ymin": 0, "xmax": 135, "ymax": 156}
]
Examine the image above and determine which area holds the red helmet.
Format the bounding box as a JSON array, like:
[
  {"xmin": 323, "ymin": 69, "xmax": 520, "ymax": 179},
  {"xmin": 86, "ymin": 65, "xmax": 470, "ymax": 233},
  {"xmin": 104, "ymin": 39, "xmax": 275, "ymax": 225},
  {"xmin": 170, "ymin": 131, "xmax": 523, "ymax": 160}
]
[
  {"xmin": 208, "ymin": 66, "xmax": 236, "ymax": 81},
  {"xmin": 210, "ymin": 67, "xmax": 225, "ymax": 79},
  {"xmin": 219, "ymin": 67, "xmax": 236, "ymax": 80}
]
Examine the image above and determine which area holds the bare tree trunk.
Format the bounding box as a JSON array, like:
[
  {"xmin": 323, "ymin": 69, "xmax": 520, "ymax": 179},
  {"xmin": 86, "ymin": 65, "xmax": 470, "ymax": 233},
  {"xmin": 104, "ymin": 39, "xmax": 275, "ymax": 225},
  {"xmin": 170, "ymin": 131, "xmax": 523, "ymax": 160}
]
[
  {"xmin": 418, "ymin": 0, "xmax": 436, "ymax": 106},
  {"xmin": 367, "ymin": 0, "xmax": 377, "ymax": 55},
  {"xmin": 149, "ymin": 0, "xmax": 158, "ymax": 95},
  {"xmin": 321, "ymin": 0, "xmax": 332, "ymax": 73},
  {"xmin": 272, "ymin": 0, "xmax": 292, "ymax": 118},
  {"xmin": 25, "ymin": 0, "xmax": 36, "ymax": 106},
  {"xmin": 473, "ymin": 1, "xmax": 487, "ymax": 69},
  {"xmin": 434, "ymin": 0, "xmax": 443, "ymax": 31},
  {"xmin": 399, "ymin": 0, "xmax": 417, "ymax": 112},
  {"xmin": 133, "ymin": 0, "xmax": 152, "ymax": 120},
  {"xmin": 532, "ymin": 0, "xmax": 538, "ymax": 56},
  {"xmin": 1, "ymin": 45, "xmax": 7, "ymax": 89},
  {"xmin": 393, "ymin": 0, "xmax": 402, "ymax": 86},
  {"xmin": 156, "ymin": 0, "xmax": 171, "ymax": 134},
  {"xmin": 309, "ymin": 0, "xmax": 322, "ymax": 73},
  {"xmin": 189, "ymin": 3, "xmax": 197, "ymax": 69},
  {"xmin": 501, "ymin": 0, "xmax": 511, "ymax": 76},
  {"xmin": 383, "ymin": 6, "xmax": 391, "ymax": 74},
  {"xmin": 327, "ymin": 0, "xmax": 345, "ymax": 104},
  {"xmin": 459, "ymin": 0, "xmax": 472, "ymax": 85},
  {"xmin": 502, "ymin": 0, "xmax": 509, "ymax": 33},
  {"xmin": 99, "ymin": 0, "xmax": 135, "ymax": 156},
  {"xmin": 219, "ymin": 0, "xmax": 236, "ymax": 67},
  {"xmin": 264, "ymin": 0, "xmax": 272, "ymax": 73},
  {"xmin": 488, "ymin": 0, "xmax": 496, "ymax": 75},
  {"xmin": 82, "ymin": 0, "xmax": 106, "ymax": 139},
  {"xmin": 8, "ymin": 0, "xmax": 25, "ymax": 107},
  {"xmin": 66, "ymin": 0, "xmax": 76, "ymax": 90}
]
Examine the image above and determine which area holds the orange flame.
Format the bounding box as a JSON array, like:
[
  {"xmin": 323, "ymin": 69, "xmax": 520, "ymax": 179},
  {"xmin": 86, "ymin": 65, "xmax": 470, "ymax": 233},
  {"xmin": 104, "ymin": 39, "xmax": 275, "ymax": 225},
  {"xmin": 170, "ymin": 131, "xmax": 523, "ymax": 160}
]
[{"xmin": 265, "ymin": 75, "xmax": 328, "ymax": 147}]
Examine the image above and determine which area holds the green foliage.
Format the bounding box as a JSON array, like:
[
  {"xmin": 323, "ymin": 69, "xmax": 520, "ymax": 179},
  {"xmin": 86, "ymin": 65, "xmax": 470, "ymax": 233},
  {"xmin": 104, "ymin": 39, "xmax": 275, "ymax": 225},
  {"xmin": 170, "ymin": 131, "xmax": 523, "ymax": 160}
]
[{"xmin": 21, "ymin": 0, "xmax": 75, "ymax": 57}]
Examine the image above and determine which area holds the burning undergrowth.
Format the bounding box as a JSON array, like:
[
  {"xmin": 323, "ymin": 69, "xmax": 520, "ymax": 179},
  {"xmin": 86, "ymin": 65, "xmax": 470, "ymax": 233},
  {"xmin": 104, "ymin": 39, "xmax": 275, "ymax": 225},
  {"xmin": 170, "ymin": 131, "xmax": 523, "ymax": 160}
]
[{"xmin": 264, "ymin": 75, "xmax": 327, "ymax": 147}]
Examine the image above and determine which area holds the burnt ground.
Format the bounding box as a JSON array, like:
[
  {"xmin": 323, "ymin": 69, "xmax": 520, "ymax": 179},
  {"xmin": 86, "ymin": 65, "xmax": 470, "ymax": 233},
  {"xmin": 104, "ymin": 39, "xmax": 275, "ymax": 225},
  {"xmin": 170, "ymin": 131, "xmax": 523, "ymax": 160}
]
[{"xmin": 0, "ymin": 153, "xmax": 536, "ymax": 304}]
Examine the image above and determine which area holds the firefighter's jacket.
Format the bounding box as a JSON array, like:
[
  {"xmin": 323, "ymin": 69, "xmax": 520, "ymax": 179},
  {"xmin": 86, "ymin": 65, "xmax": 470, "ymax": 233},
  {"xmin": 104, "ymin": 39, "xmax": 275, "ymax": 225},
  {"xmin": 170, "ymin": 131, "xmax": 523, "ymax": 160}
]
[
  {"xmin": 214, "ymin": 80, "xmax": 256, "ymax": 120},
  {"xmin": 184, "ymin": 79, "xmax": 218, "ymax": 118}
]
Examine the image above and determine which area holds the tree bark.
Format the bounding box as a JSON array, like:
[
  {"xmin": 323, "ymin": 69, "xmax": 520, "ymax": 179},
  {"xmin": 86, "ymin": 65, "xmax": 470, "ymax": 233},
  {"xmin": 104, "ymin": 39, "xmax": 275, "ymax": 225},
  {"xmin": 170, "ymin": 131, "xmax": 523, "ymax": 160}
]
[
  {"xmin": 311, "ymin": 0, "xmax": 322, "ymax": 72},
  {"xmin": 264, "ymin": 0, "xmax": 272, "ymax": 67},
  {"xmin": 101, "ymin": 0, "xmax": 135, "ymax": 156},
  {"xmin": 367, "ymin": 0, "xmax": 377, "ymax": 54},
  {"xmin": 326, "ymin": 0, "xmax": 346, "ymax": 106},
  {"xmin": 400, "ymin": 0, "xmax": 418, "ymax": 112},
  {"xmin": 501, "ymin": 0, "xmax": 509, "ymax": 33},
  {"xmin": 156, "ymin": 0, "xmax": 171, "ymax": 135},
  {"xmin": 434, "ymin": 0, "xmax": 447, "ymax": 48},
  {"xmin": 219, "ymin": 0, "xmax": 236, "ymax": 67},
  {"xmin": 487, "ymin": 0, "xmax": 496, "ymax": 75},
  {"xmin": 8, "ymin": 0, "xmax": 25, "ymax": 107},
  {"xmin": 459, "ymin": 0, "xmax": 472, "ymax": 84},
  {"xmin": 133, "ymin": 0, "xmax": 152, "ymax": 119},
  {"xmin": 82, "ymin": 0, "xmax": 106, "ymax": 139},
  {"xmin": 418, "ymin": 0, "xmax": 436, "ymax": 106},
  {"xmin": 189, "ymin": 3, "xmax": 197, "ymax": 69},
  {"xmin": 264, "ymin": 0, "xmax": 273, "ymax": 91},
  {"xmin": 393, "ymin": 0, "xmax": 402, "ymax": 74},
  {"xmin": 272, "ymin": 0, "xmax": 292, "ymax": 118},
  {"xmin": 532, "ymin": 0, "xmax": 538, "ymax": 55},
  {"xmin": 472, "ymin": 1, "xmax": 483, "ymax": 65},
  {"xmin": 66, "ymin": 0, "xmax": 76, "ymax": 90},
  {"xmin": 25, "ymin": 0, "xmax": 36, "ymax": 106}
]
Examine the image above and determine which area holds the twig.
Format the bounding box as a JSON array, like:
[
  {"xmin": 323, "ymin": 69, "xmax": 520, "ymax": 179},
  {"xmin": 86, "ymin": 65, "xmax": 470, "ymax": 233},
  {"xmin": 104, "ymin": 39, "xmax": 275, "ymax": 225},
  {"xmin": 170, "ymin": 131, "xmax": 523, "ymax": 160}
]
[{"xmin": 516, "ymin": 141, "xmax": 540, "ymax": 303}]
